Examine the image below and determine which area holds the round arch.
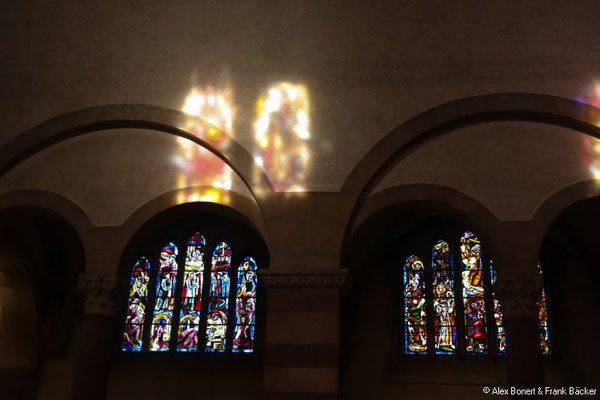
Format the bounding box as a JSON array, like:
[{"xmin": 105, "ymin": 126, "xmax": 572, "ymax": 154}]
[
  {"xmin": 343, "ymin": 184, "xmax": 499, "ymax": 295},
  {"xmin": 0, "ymin": 190, "xmax": 93, "ymax": 258},
  {"xmin": 0, "ymin": 104, "xmax": 274, "ymax": 202},
  {"xmin": 532, "ymin": 179, "xmax": 600, "ymax": 240},
  {"xmin": 341, "ymin": 93, "xmax": 600, "ymax": 247},
  {"xmin": 120, "ymin": 185, "xmax": 268, "ymax": 251}
]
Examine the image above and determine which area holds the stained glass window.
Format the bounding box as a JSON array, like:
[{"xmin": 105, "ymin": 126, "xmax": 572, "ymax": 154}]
[
  {"xmin": 403, "ymin": 255, "xmax": 427, "ymax": 354},
  {"xmin": 122, "ymin": 234, "xmax": 259, "ymax": 354},
  {"xmin": 205, "ymin": 242, "xmax": 232, "ymax": 352},
  {"xmin": 401, "ymin": 230, "xmax": 551, "ymax": 356},
  {"xmin": 150, "ymin": 243, "xmax": 179, "ymax": 352},
  {"xmin": 177, "ymin": 234, "xmax": 206, "ymax": 352},
  {"xmin": 489, "ymin": 261, "xmax": 506, "ymax": 354},
  {"xmin": 537, "ymin": 263, "xmax": 551, "ymax": 355},
  {"xmin": 432, "ymin": 240, "xmax": 456, "ymax": 354},
  {"xmin": 460, "ymin": 231, "xmax": 488, "ymax": 354},
  {"xmin": 233, "ymin": 257, "xmax": 258, "ymax": 353},
  {"xmin": 123, "ymin": 257, "xmax": 150, "ymax": 351}
]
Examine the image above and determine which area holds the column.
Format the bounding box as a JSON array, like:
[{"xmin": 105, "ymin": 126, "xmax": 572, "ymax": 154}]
[
  {"xmin": 71, "ymin": 274, "xmax": 117, "ymax": 400},
  {"xmin": 261, "ymin": 272, "xmax": 345, "ymax": 400}
]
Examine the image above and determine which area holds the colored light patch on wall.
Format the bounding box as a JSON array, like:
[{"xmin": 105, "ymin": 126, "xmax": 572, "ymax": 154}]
[
  {"xmin": 176, "ymin": 86, "xmax": 236, "ymax": 202},
  {"xmin": 253, "ymin": 82, "xmax": 311, "ymax": 192}
]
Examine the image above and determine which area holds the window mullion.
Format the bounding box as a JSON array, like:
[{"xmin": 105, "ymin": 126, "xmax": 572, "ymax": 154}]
[
  {"xmin": 454, "ymin": 239, "xmax": 466, "ymax": 356},
  {"xmin": 425, "ymin": 250, "xmax": 435, "ymax": 356},
  {"xmin": 481, "ymin": 252, "xmax": 498, "ymax": 356}
]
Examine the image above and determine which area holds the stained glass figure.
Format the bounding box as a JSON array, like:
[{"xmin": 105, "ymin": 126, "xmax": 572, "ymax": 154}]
[
  {"xmin": 205, "ymin": 242, "xmax": 232, "ymax": 352},
  {"xmin": 404, "ymin": 255, "xmax": 427, "ymax": 354},
  {"xmin": 489, "ymin": 261, "xmax": 506, "ymax": 354},
  {"xmin": 432, "ymin": 240, "xmax": 456, "ymax": 354},
  {"xmin": 233, "ymin": 257, "xmax": 258, "ymax": 353},
  {"xmin": 150, "ymin": 243, "xmax": 179, "ymax": 351},
  {"xmin": 123, "ymin": 257, "xmax": 150, "ymax": 351},
  {"xmin": 461, "ymin": 231, "xmax": 488, "ymax": 354},
  {"xmin": 150, "ymin": 311, "xmax": 172, "ymax": 352},
  {"xmin": 177, "ymin": 233, "xmax": 206, "ymax": 352},
  {"xmin": 537, "ymin": 263, "xmax": 551, "ymax": 355}
]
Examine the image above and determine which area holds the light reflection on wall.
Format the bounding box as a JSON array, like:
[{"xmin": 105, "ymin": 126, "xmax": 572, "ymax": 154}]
[
  {"xmin": 253, "ymin": 82, "xmax": 310, "ymax": 192},
  {"xmin": 174, "ymin": 86, "xmax": 235, "ymax": 204},
  {"xmin": 577, "ymin": 84, "xmax": 600, "ymax": 191},
  {"xmin": 582, "ymin": 136, "xmax": 600, "ymax": 194}
]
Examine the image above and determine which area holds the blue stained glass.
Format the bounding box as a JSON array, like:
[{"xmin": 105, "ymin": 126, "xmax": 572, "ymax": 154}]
[
  {"xmin": 177, "ymin": 233, "xmax": 205, "ymax": 352},
  {"xmin": 404, "ymin": 270, "xmax": 425, "ymax": 297},
  {"xmin": 209, "ymin": 271, "xmax": 231, "ymax": 297},
  {"xmin": 233, "ymin": 257, "xmax": 258, "ymax": 353},
  {"xmin": 205, "ymin": 242, "xmax": 231, "ymax": 353},
  {"xmin": 129, "ymin": 257, "xmax": 150, "ymax": 298},
  {"xmin": 404, "ymin": 254, "xmax": 428, "ymax": 354},
  {"xmin": 236, "ymin": 271, "xmax": 257, "ymax": 297},
  {"xmin": 177, "ymin": 310, "xmax": 200, "ymax": 352},
  {"xmin": 150, "ymin": 243, "xmax": 179, "ymax": 352},
  {"xmin": 461, "ymin": 231, "xmax": 488, "ymax": 354},
  {"xmin": 123, "ymin": 298, "xmax": 146, "ymax": 351},
  {"xmin": 150, "ymin": 311, "xmax": 173, "ymax": 352},
  {"xmin": 432, "ymin": 240, "xmax": 456, "ymax": 354},
  {"xmin": 235, "ymin": 297, "xmax": 256, "ymax": 325},
  {"xmin": 232, "ymin": 325, "xmax": 255, "ymax": 353},
  {"xmin": 123, "ymin": 257, "xmax": 150, "ymax": 352},
  {"xmin": 155, "ymin": 243, "xmax": 179, "ymax": 297}
]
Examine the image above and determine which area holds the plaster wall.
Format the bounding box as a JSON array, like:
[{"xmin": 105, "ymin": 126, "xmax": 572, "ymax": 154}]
[
  {"xmin": 372, "ymin": 122, "xmax": 599, "ymax": 220},
  {"xmin": 0, "ymin": 129, "xmax": 253, "ymax": 227},
  {"xmin": 2, "ymin": 1, "xmax": 600, "ymax": 191}
]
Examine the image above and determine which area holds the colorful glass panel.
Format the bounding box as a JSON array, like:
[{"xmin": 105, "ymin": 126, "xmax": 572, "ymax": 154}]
[
  {"xmin": 205, "ymin": 242, "xmax": 232, "ymax": 352},
  {"xmin": 233, "ymin": 257, "xmax": 258, "ymax": 353},
  {"xmin": 177, "ymin": 233, "xmax": 206, "ymax": 352},
  {"xmin": 432, "ymin": 240, "xmax": 456, "ymax": 354},
  {"xmin": 461, "ymin": 231, "xmax": 487, "ymax": 354},
  {"xmin": 489, "ymin": 261, "xmax": 506, "ymax": 354},
  {"xmin": 123, "ymin": 257, "xmax": 150, "ymax": 351},
  {"xmin": 537, "ymin": 263, "xmax": 551, "ymax": 355},
  {"xmin": 404, "ymin": 255, "xmax": 427, "ymax": 354},
  {"xmin": 150, "ymin": 243, "xmax": 178, "ymax": 351},
  {"xmin": 150, "ymin": 311, "xmax": 172, "ymax": 352}
]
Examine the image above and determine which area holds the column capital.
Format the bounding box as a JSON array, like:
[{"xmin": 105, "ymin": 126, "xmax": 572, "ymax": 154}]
[
  {"xmin": 260, "ymin": 271, "xmax": 347, "ymax": 289},
  {"xmin": 78, "ymin": 273, "xmax": 118, "ymax": 317},
  {"xmin": 495, "ymin": 278, "xmax": 541, "ymax": 320}
]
